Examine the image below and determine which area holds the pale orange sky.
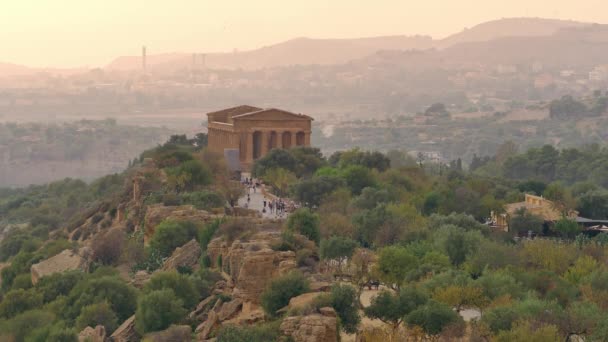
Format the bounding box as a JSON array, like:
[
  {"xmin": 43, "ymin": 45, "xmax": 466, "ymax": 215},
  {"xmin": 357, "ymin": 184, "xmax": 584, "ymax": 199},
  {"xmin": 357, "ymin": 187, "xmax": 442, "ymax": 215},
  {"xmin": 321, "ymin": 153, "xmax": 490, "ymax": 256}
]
[{"xmin": 1, "ymin": 0, "xmax": 606, "ymax": 68}]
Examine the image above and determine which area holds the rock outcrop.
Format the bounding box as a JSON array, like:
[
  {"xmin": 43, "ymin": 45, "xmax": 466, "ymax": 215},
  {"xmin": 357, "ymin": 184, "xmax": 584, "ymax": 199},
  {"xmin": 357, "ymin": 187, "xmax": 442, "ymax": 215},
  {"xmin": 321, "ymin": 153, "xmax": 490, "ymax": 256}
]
[
  {"xmin": 281, "ymin": 292, "xmax": 325, "ymax": 313},
  {"xmin": 280, "ymin": 307, "xmax": 338, "ymax": 342},
  {"xmin": 110, "ymin": 315, "xmax": 138, "ymax": 342},
  {"xmin": 195, "ymin": 310, "xmax": 219, "ymax": 340},
  {"xmin": 226, "ymin": 236, "xmax": 296, "ymax": 303},
  {"xmin": 78, "ymin": 325, "xmax": 106, "ymax": 342},
  {"xmin": 130, "ymin": 270, "xmax": 151, "ymax": 288},
  {"xmin": 217, "ymin": 298, "xmax": 243, "ymax": 321},
  {"xmin": 30, "ymin": 248, "xmax": 88, "ymax": 284},
  {"xmin": 161, "ymin": 239, "xmax": 201, "ymax": 271}
]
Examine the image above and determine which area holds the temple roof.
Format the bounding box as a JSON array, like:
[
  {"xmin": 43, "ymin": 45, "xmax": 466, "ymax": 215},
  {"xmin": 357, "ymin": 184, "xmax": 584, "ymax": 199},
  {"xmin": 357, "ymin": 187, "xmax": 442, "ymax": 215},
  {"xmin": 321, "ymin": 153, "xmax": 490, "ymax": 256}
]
[
  {"xmin": 206, "ymin": 105, "xmax": 262, "ymax": 121},
  {"xmin": 231, "ymin": 108, "xmax": 313, "ymax": 121}
]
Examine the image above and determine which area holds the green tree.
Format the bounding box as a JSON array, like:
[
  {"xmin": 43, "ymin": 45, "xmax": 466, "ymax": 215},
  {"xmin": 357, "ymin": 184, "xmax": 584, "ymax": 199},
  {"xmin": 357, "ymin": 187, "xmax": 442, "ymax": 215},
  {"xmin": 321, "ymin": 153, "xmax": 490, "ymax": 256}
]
[
  {"xmin": 406, "ymin": 300, "xmax": 462, "ymax": 336},
  {"xmin": 262, "ymin": 167, "xmax": 297, "ymax": 197},
  {"xmin": 365, "ymin": 287, "xmax": 428, "ymax": 334},
  {"xmin": 340, "ymin": 165, "xmax": 376, "ymax": 195},
  {"xmin": 252, "ymin": 149, "xmax": 297, "ymax": 177},
  {"xmin": 374, "ymin": 246, "xmax": 417, "ymax": 292},
  {"xmin": 553, "ymin": 218, "xmax": 580, "ymax": 238},
  {"xmin": 286, "ymin": 208, "xmax": 321, "ymax": 244},
  {"xmin": 577, "ymin": 190, "xmax": 608, "ymax": 219},
  {"xmin": 496, "ymin": 321, "xmax": 561, "ymax": 342},
  {"xmin": 319, "ymin": 236, "xmax": 358, "ymax": 270},
  {"xmin": 260, "ymin": 272, "xmax": 309, "ymax": 317},
  {"xmin": 327, "ymin": 284, "xmax": 361, "ymax": 333},
  {"xmin": 135, "ymin": 289, "xmax": 187, "ymax": 334},
  {"xmin": 292, "ymin": 175, "xmax": 345, "ymax": 207}
]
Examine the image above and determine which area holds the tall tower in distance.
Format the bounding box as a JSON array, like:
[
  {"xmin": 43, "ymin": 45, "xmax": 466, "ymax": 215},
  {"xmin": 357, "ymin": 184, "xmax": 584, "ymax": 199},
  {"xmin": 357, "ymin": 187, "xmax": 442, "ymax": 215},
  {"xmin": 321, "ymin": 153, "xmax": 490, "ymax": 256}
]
[{"xmin": 142, "ymin": 46, "xmax": 147, "ymax": 71}]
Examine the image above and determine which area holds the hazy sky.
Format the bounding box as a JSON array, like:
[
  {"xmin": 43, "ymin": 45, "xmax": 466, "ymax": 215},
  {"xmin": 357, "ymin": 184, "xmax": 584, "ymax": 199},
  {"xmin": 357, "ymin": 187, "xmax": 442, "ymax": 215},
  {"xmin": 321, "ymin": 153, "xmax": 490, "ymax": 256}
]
[{"xmin": 1, "ymin": 0, "xmax": 607, "ymax": 68}]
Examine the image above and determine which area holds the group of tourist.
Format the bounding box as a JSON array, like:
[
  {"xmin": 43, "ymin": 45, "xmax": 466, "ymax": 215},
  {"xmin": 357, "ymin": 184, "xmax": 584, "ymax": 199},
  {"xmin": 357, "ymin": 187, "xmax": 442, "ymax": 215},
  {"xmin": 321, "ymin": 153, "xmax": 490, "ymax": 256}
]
[
  {"xmin": 240, "ymin": 175, "xmax": 297, "ymax": 217},
  {"xmin": 263, "ymin": 197, "xmax": 289, "ymax": 217},
  {"xmin": 242, "ymin": 177, "xmax": 260, "ymax": 193}
]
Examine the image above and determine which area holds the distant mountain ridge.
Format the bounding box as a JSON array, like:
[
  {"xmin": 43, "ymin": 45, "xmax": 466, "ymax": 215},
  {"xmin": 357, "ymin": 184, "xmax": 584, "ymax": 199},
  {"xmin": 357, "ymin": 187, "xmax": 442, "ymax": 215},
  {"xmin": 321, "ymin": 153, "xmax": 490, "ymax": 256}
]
[
  {"xmin": 0, "ymin": 17, "xmax": 598, "ymax": 75},
  {"xmin": 103, "ymin": 17, "xmax": 593, "ymax": 71}
]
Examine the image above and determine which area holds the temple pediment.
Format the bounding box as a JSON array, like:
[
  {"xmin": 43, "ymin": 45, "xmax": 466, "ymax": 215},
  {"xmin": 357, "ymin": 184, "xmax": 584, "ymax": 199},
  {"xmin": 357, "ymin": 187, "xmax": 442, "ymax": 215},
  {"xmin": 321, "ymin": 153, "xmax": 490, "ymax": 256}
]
[{"xmin": 232, "ymin": 108, "xmax": 314, "ymax": 121}]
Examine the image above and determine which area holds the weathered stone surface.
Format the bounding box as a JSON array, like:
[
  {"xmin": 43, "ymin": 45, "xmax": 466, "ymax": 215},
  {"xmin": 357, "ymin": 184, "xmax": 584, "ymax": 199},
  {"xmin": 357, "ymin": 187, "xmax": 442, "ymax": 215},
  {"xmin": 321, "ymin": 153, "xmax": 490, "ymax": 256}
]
[
  {"xmin": 78, "ymin": 325, "xmax": 106, "ymax": 342},
  {"xmin": 217, "ymin": 298, "xmax": 243, "ymax": 321},
  {"xmin": 283, "ymin": 292, "xmax": 325, "ymax": 312},
  {"xmin": 144, "ymin": 204, "xmax": 219, "ymax": 242},
  {"xmin": 143, "ymin": 325, "xmax": 191, "ymax": 342},
  {"xmin": 189, "ymin": 295, "xmax": 219, "ymax": 320},
  {"xmin": 319, "ymin": 307, "xmax": 337, "ymax": 317},
  {"xmin": 195, "ymin": 310, "xmax": 219, "ymax": 340},
  {"xmin": 310, "ymin": 281, "xmax": 332, "ymax": 292},
  {"xmin": 280, "ymin": 308, "xmax": 338, "ymax": 342},
  {"xmin": 30, "ymin": 249, "xmax": 87, "ymax": 284},
  {"xmin": 110, "ymin": 315, "xmax": 138, "ymax": 342},
  {"xmin": 130, "ymin": 270, "xmax": 151, "ymax": 288},
  {"xmin": 215, "ymin": 232, "xmax": 295, "ymax": 303},
  {"xmin": 161, "ymin": 239, "xmax": 201, "ymax": 271}
]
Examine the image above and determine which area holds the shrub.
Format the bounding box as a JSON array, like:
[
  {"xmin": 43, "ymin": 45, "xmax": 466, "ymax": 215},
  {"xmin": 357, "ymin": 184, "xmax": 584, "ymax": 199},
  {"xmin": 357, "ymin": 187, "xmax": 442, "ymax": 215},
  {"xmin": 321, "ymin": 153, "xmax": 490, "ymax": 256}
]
[
  {"xmin": 36, "ymin": 270, "xmax": 84, "ymax": 303},
  {"xmin": 216, "ymin": 321, "xmax": 281, "ymax": 342},
  {"xmin": 75, "ymin": 301, "xmax": 118, "ymax": 333},
  {"xmin": 181, "ymin": 191, "xmax": 225, "ymax": 210},
  {"xmin": 0, "ymin": 288, "xmax": 43, "ymax": 318},
  {"xmin": 66, "ymin": 276, "xmax": 137, "ymax": 321},
  {"xmin": 135, "ymin": 289, "xmax": 187, "ymax": 334},
  {"xmin": 92, "ymin": 229, "xmax": 126, "ymax": 265},
  {"xmin": 198, "ymin": 218, "xmax": 223, "ymax": 251},
  {"xmin": 10, "ymin": 273, "xmax": 33, "ymax": 290},
  {"xmin": 261, "ymin": 272, "xmax": 310, "ymax": 317},
  {"xmin": 286, "ymin": 208, "xmax": 321, "ymax": 244},
  {"xmin": 0, "ymin": 309, "xmax": 55, "ymax": 341},
  {"xmin": 218, "ymin": 219, "xmax": 254, "ymax": 244},
  {"xmin": 144, "ymin": 271, "xmax": 199, "ymax": 310},
  {"xmin": 150, "ymin": 220, "xmax": 199, "ymax": 257}
]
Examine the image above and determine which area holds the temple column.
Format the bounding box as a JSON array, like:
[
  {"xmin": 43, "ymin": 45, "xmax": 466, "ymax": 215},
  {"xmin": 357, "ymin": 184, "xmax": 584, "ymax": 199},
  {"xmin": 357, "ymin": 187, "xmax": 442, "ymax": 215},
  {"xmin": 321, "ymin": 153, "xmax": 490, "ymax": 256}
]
[
  {"xmin": 261, "ymin": 131, "xmax": 269, "ymax": 157},
  {"xmin": 291, "ymin": 131, "xmax": 297, "ymax": 147},
  {"xmin": 246, "ymin": 131, "xmax": 254, "ymax": 163},
  {"xmin": 277, "ymin": 130, "xmax": 284, "ymax": 148},
  {"xmin": 304, "ymin": 131, "xmax": 311, "ymax": 146}
]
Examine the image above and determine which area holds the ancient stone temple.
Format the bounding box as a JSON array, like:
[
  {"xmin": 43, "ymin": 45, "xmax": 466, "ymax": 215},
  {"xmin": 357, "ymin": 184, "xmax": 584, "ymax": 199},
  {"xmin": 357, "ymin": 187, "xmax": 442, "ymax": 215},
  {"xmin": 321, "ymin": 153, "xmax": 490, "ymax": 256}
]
[{"xmin": 206, "ymin": 105, "xmax": 313, "ymax": 171}]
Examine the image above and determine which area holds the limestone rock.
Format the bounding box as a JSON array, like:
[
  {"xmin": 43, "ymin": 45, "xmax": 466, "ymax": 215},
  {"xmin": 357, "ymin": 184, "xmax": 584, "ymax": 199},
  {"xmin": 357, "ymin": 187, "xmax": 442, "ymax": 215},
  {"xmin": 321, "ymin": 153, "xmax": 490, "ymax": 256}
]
[
  {"xmin": 110, "ymin": 315, "xmax": 138, "ymax": 342},
  {"xmin": 78, "ymin": 325, "xmax": 106, "ymax": 342},
  {"xmin": 189, "ymin": 295, "xmax": 219, "ymax": 320},
  {"xmin": 280, "ymin": 308, "xmax": 338, "ymax": 342},
  {"xmin": 129, "ymin": 270, "xmax": 151, "ymax": 288},
  {"xmin": 30, "ymin": 249, "xmax": 87, "ymax": 284},
  {"xmin": 143, "ymin": 325, "xmax": 191, "ymax": 342},
  {"xmin": 161, "ymin": 239, "xmax": 201, "ymax": 271},
  {"xmin": 220, "ymin": 232, "xmax": 295, "ymax": 303},
  {"xmin": 310, "ymin": 281, "xmax": 332, "ymax": 292},
  {"xmin": 283, "ymin": 292, "xmax": 325, "ymax": 312},
  {"xmin": 217, "ymin": 298, "xmax": 243, "ymax": 321},
  {"xmin": 195, "ymin": 310, "xmax": 219, "ymax": 340}
]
